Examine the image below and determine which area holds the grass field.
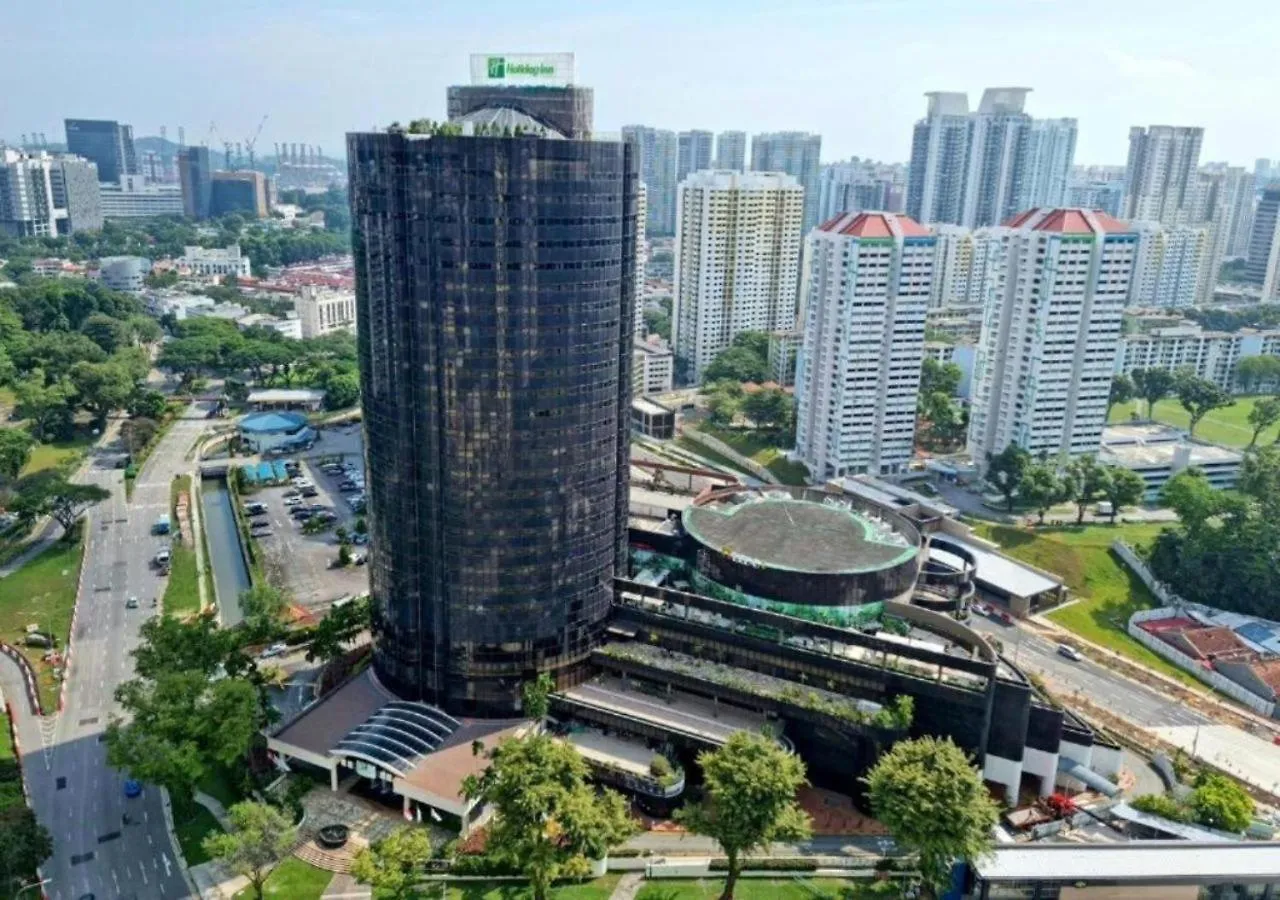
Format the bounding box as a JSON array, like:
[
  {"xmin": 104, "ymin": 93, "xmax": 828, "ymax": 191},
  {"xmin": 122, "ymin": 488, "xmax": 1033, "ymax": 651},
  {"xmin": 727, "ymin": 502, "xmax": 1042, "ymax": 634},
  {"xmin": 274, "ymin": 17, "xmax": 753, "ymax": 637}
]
[
  {"xmin": 173, "ymin": 800, "xmax": 223, "ymax": 866},
  {"xmin": 233, "ymin": 858, "xmax": 332, "ymax": 900},
  {"xmin": 635, "ymin": 879, "xmax": 900, "ymax": 899},
  {"xmin": 673, "ymin": 437, "xmax": 757, "ymax": 479},
  {"xmin": 163, "ymin": 476, "xmax": 201, "ymax": 618},
  {"xmin": 0, "ymin": 538, "xmax": 85, "ymax": 710},
  {"xmin": 971, "ymin": 521, "xmax": 1204, "ymax": 687},
  {"xmin": 1110, "ymin": 395, "xmax": 1280, "ymax": 449},
  {"xmin": 20, "ymin": 434, "xmax": 94, "ymax": 477},
  {"xmin": 447, "ymin": 876, "xmax": 622, "ymax": 900},
  {"xmin": 694, "ymin": 426, "xmax": 810, "ymax": 485}
]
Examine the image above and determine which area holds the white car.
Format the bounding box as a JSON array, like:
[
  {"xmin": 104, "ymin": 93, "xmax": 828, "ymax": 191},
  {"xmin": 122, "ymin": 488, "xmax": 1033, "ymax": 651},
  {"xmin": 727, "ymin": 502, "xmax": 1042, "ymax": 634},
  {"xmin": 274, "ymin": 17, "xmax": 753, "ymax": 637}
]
[
  {"xmin": 259, "ymin": 642, "xmax": 288, "ymax": 659},
  {"xmin": 284, "ymin": 496, "xmax": 304, "ymax": 506}
]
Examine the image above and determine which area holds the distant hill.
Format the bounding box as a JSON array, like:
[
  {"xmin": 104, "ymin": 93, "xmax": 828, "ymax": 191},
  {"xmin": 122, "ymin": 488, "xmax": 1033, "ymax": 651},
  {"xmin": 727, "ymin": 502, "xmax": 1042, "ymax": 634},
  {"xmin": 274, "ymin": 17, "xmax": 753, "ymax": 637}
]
[{"xmin": 134, "ymin": 135, "xmax": 342, "ymax": 167}]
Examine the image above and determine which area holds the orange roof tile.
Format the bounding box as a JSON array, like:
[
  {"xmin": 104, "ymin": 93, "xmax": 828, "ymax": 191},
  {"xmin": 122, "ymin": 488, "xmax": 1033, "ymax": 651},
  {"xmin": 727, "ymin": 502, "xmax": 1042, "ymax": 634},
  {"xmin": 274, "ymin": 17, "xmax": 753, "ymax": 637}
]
[
  {"xmin": 1002, "ymin": 207, "xmax": 1132, "ymax": 235},
  {"xmin": 817, "ymin": 212, "xmax": 930, "ymax": 238}
]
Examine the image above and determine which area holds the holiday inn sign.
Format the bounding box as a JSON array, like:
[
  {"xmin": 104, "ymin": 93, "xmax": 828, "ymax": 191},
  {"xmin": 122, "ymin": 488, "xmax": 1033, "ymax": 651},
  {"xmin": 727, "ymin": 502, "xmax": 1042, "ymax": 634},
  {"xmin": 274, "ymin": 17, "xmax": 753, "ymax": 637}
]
[{"xmin": 470, "ymin": 53, "xmax": 574, "ymax": 87}]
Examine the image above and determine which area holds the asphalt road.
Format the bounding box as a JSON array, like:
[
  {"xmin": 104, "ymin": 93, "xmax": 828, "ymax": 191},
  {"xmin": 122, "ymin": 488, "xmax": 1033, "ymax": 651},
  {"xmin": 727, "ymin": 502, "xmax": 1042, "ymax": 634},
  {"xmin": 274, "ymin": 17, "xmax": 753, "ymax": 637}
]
[
  {"xmin": 966, "ymin": 614, "xmax": 1211, "ymax": 729},
  {"xmin": 16, "ymin": 404, "xmax": 213, "ymax": 900}
]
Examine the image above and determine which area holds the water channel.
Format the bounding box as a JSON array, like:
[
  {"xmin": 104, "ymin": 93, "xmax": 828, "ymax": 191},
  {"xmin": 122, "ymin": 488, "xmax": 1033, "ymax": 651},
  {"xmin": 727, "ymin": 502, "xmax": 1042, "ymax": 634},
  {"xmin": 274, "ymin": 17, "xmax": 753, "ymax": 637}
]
[{"xmin": 200, "ymin": 476, "xmax": 251, "ymax": 626}]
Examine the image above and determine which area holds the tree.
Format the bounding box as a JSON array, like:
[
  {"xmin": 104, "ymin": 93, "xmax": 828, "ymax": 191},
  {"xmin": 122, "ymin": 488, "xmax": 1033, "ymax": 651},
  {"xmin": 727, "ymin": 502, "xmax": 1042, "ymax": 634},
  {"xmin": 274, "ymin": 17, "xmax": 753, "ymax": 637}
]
[
  {"xmin": 702, "ymin": 346, "xmax": 770, "ymax": 385},
  {"xmin": 158, "ymin": 336, "xmax": 220, "ymax": 386},
  {"xmin": 305, "ymin": 595, "xmax": 371, "ymax": 664},
  {"xmin": 1098, "ymin": 465, "xmax": 1146, "ymax": 523},
  {"xmin": 129, "ymin": 388, "xmax": 168, "ymax": 420},
  {"xmin": 642, "ymin": 308, "xmax": 671, "ymax": 341},
  {"xmin": 0, "ymin": 426, "xmax": 34, "ymax": 480},
  {"xmin": 324, "ymin": 372, "xmax": 360, "ymax": 410},
  {"xmin": 1130, "ymin": 368, "xmax": 1178, "ymax": 418},
  {"xmin": 920, "ymin": 358, "xmax": 962, "ymax": 398},
  {"xmin": 1160, "ymin": 469, "xmax": 1221, "ymax": 528},
  {"xmin": 676, "ymin": 731, "xmax": 811, "ymax": 900},
  {"xmin": 14, "ymin": 373, "xmax": 76, "ymax": 441},
  {"xmin": 11, "ymin": 471, "xmax": 110, "ymax": 536},
  {"xmin": 70, "ymin": 359, "xmax": 136, "ymax": 424},
  {"xmin": 1175, "ymin": 373, "xmax": 1234, "ymax": 437},
  {"xmin": 865, "ymin": 736, "xmax": 998, "ymax": 898},
  {"xmin": 741, "ymin": 387, "xmax": 794, "ymax": 440},
  {"xmin": 1062, "ymin": 455, "xmax": 1106, "ymax": 525},
  {"xmin": 1247, "ymin": 397, "xmax": 1280, "ymax": 448},
  {"xmin": 1017, "ymin": 464, "xmax": 1064, "ymax": 524},
  {"xmin": 350, "ymin": 826, "xmax": 434, "ymax": 900},
  {"xmin": 705, "ymin": 381, "xmax": 743, "ymax": 427},
  {"xmin": 203, "ymin": 802, "xmax": 298, "ymax": 900},
  {"xmin": 1234, "ymin": 355, "xmax": 1280, "ymax": 394},
  {"xmin": 1189, "ymin": 771, "xmax": 1254, "ymax": 833},
  {"xmin": 462, "ymin": 725, "xmax": 636, "ymax": 900},
  {"xmin": 984, "ymin": 444, "xmax": 1030, "ymax": 512},
  {"xmin": 120, "ymin": 417, "xmax": 159, "ymax": 457},
  {"xmin": 336, "ymin": 543, "xmax": 352, "ymax": 567},
  {"xmin": 0, "ymin": 806, "xmax": 53, "ymax": 891},
  {"xmin": 1107, "ymin": 373, "xmax": 1135, "ymax": 418},
  {"xmin": 239, "ymin": 583, "xmax": 288, "ymax": 624}
]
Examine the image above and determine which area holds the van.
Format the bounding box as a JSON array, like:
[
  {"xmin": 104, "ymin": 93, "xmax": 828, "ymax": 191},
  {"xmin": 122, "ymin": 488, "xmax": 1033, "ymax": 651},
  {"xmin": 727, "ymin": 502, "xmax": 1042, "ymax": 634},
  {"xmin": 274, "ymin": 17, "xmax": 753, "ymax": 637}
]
[
  {"xmin": 1095, "ymin": 501, "xmax": 1114, "ymax": 517},
  {"xmin": 154, "ymin": 548, "xmax": 171, "ymax": 566}
]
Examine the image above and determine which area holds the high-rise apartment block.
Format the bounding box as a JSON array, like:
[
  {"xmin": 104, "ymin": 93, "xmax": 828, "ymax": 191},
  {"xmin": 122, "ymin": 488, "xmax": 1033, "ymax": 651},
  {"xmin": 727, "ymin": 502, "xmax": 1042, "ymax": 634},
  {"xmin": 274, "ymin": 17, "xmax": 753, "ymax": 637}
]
[
  {"xmin": 907, "ymin": 89, "xmax": 1076, "ymax": 228},
  {"xmin": 1123, "ymin": 125, "xmax": 1204, "ymax": 225},
  {"xmin": 677, "ymin": 130, "xmax": 714, "ymax": 183},
  {"xmin": 0, "ymin": 148, "xmax": 102, "ymax": 237},
  {"xmin": 672, "ymin": 171, "xmax": 803, "ymax": 383},
  {"xmin": 178, "ymin": 146, "xmax": 213, "ymax": 220},
  {"xmin": 634, "ymin": 182, "xmax": 648, "ymax": 338},
  {"xmin": 817, "ymin": 160, "xmax": 906, "ymax": 223},
  {"xmin": 349, "ymin": 74, "xmax": 637, "ymax": 714},
  {"xmin": 64, "ymin": 118, "xmax": 137, "ymax": 184},
  {"xmin": 795, "ymin": 212, "xmax": 933, "ymax": 477},
  {"xmin": 1247, "ymin": 186, "xmax": 1280, "ymax": 300},
  {"xmin": 714, "ymin": 131, "xmax": 746, "ymax": 172},
  {"xmin": 622, "ymin": 125, "xmax": 678, "ymax": 235},
  {"xmin": 968, "ymin": 209, "xmax": 1136, "ymax": 465},
  {"xmin": 750, "ymin": 132, "xmax": 822, "ymax": 236},
  {"xmin": 1127, "ymin": 222, "xmax": 1207, "ymax": 309},
  {"xmin": 1191, "ymin": 164, "xmax": 1253, "ymax": 302}
]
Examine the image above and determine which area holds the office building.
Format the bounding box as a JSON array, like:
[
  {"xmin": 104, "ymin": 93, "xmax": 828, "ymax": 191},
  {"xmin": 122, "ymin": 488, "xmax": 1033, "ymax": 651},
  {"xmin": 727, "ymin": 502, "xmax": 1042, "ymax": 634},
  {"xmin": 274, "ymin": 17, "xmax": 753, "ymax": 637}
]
[
  {"xmin": 99, "ymin": 174, "xmax": 184, "ymax": 219},
  {"xmin": 64, "ymin": 118, "xmax": 137, "ymax": 184},
  {"xmin": 347, "ymin": 79, "xmax": 637, "ymax": 715},
  {"xmin": 714, "ymin": 131, "xmax": 746, "ymax": 172},
  {"xmin": 0, "ymin": 148, "xmax": 102, "ymax": 237},
  {"xmin": 1123, "ymin": 125, "xmax": 1204, "ymax": 225},
  {"xmin": 622, "ymin": 125, "xmax": 678, "ymax": 235},
  {"xmin": 178, "ymin": 146, "xmax": 213, "ymax": 220},
  {"xmin": 907, "ymin": 89, "xmax": 1077, "ymax": 228},
  {"xmin": 447, "ymin": 57, "xmax": 593, "ymax": 139},
  {"xmin": 795, "ymin": 212, "xmax": 933, "ymax": 478},
  {"xmin": 294, "ymin": 285, "xmax": 357, "ymax": 339},
  {"xmin": 97, "ymin": 256, "xmax": 151, "ymax": 292},
  {"xmin": 1246, "ymin": 186, "xmax": 1280, "ymax": 300},
  {"xmin": 750, "ymin": 131, "xmax": 822, "ymax": 236},
  {"xmin": 633, "ymin": 338, "xmax": 675, "ymax": 396},
  {"xmin": 1127, "ymin": 222, "xmax": 1207, "ymax": 309},
  {"xmin": 210, "ymin": 170, "xmax": 269, "ymax": 218},
  {"xmin": 676, "ymin": 130, "xmax": 713, "ymax": 183},
  {"xmin": 178, "ymin": 245, "xmax": 252, "ymax": 278},
  {"xmin": 672, "ymin": 170, "xmax": 803, "ymax": 383},
  {"xmin": 968, "ymin": 209, "xmax": 1136, "ymax": 466}
]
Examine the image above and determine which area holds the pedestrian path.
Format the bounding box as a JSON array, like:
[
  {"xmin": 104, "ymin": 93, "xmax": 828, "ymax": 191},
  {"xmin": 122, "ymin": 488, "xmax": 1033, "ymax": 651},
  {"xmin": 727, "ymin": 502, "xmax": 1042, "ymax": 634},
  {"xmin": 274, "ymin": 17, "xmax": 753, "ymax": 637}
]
[
  {"xmin": 194, "ymin": 790, "xmax": 232, "ymax": 830},
  {"xmin": 609, "ymin": 871, "xmax": 645, "ymax": 900}
]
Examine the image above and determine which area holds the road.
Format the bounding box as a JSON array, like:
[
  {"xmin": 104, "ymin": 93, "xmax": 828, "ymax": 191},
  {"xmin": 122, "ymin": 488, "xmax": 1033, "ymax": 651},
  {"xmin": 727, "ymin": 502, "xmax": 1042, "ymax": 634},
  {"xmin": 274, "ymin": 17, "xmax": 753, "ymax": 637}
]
[
  {"xmin": 7, "ymin": 404, "xmax": 213, "ymax": 900},
  {"xmin": 966, "ymin": 614, "xmax": 1211, "ymax": 729}
]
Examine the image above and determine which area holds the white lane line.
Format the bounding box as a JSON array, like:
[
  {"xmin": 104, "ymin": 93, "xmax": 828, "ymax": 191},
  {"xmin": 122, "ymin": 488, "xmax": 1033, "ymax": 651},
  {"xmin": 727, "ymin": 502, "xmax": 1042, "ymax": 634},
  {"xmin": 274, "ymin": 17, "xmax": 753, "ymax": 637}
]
[{"xmin": 140, "ymin": 862, "xmax": 148, "ymax": 884}]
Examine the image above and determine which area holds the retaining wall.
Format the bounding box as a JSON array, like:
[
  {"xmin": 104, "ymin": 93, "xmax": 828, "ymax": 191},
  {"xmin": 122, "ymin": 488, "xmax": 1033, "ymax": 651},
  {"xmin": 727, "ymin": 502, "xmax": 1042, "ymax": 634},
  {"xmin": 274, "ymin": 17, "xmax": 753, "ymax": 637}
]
[{"xmin": 679, "ymin": 428, "xmax": 779, "ymax": 484}]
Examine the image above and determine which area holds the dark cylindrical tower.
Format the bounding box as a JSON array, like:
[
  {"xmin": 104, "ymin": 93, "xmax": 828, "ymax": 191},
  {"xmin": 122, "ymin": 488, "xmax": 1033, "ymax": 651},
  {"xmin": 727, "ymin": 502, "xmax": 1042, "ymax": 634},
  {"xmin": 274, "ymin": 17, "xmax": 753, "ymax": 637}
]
[{"xmin": 348, "ymin": 124, "xmax": 636, "ymax": 716}]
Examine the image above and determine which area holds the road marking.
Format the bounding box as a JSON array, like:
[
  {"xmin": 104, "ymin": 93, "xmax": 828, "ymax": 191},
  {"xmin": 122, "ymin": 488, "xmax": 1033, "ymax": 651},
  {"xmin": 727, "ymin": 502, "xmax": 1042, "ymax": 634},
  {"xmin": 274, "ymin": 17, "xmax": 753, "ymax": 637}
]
[
  {"xmin": 111, "ymin": 868, "xmax": 120, "ymax": 892},
  {"xmin": 140, "ymin": 862, "xmax": 148, "ymax": 884},
  {"xmin": 161, "ymin": 852, "xmax": 172, "ymax": 876}
]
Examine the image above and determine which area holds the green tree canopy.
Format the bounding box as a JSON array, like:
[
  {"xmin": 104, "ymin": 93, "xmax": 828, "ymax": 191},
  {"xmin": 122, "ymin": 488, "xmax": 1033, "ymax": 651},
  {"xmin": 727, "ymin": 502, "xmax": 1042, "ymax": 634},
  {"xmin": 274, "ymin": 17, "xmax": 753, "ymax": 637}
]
[
  {"xmin": 350, "ymin": 826, "xmax": 434, "ymax": 900},
  {"xmin": 10, "ymin": 470, "xmax": 110, "ymax": 536},
  {"xmin": 1175, "ymin": 372, "xmax": 1234, "ymax": 437},
  {"xmin": 70, "ymin": 358, "xmax": 137, "ymax": 423},
  {"xmin": 1189, "ymin": 771, "xmax": 1253, "ymax": 833},
  {"xmin": 1099, "ymin": 465, "xmax": 1147, "ymax": 522},
  {"xmin": 1062, "ymin": 455, "xmax": 1107, "ymax": 524},
  {"xmin": 14, "ymin": 372, "xmax": 76, "ymax": 441},
  {"xmin": 1131, "ymin": 368, "xmax": 1178, "ymax": 417},
  {"xmin": 920, "ymin": 357, "xmax": 962, "ymax": 398},
  {"xmin": 0, "ymin": 426, "xmax": 35, "ymax": 481},
  {"xmin": 305, "ymin": 595, "xmax": 371, "ymax": 665},
  {"xmin": 203, "ymin": 801, "xmax": 298, "ymax": 900},
  {"xmin": 1108, "ymin": 373, "xmax": 1135, "ymax": 416},
  {"xmin": 0, "ymin": 805, "xmax": 54, "ymax": 892},
  {"xmin": 1234, "ymin": 355, "xmax": 1280, "ymax": 394},
  {"xmin": 1017, "ymin": 463, "xmax": 1065, "ymax": 524},
  {"xmin": 703, "ymin": 345, "xmax": 770, "ymax": 385},
  {"xmin": 865, "ymin": 736, "xmax": 999, "ymax": 898},
  {"xmin": 1247, "ymin": 396, "xmax": 1280, "ymax": 448},
  {"xmin": 985, "ymin": 444, "xmax": 1030, "ymax": 512},
  {"xmin": 675, "ymin": 731, "xmax": 811, "ymax": 900}
]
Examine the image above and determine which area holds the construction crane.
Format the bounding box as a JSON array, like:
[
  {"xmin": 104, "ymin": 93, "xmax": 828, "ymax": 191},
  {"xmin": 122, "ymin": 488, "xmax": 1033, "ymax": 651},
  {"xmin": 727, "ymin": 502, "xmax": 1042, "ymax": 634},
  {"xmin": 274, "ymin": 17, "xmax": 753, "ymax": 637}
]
[{"xmin": 244, "ymin": 114, "xmax": 268, "ymax": 169}]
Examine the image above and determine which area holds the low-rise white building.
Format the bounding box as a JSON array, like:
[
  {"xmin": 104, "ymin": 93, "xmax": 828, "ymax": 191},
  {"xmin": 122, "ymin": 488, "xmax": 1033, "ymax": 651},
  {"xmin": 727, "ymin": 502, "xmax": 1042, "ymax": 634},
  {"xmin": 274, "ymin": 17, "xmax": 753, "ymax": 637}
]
[
  {"xmin": 97, "ymin": 256, "xmax": 151, "ymax": 292},
  {"xmin": 632, "ymin": 339, "xmax": 674, "ymax": 397},
  {"xmin": 1114, "ymin": 322, "xmax": 1280, "ymax": 391},
  {"xmin": 294, "ymin": 285, "xmax": 356, "ymax": 339},
  {"xmin": 1098, "ymin": 422, "xmax": 1242, "ymax": 501},
  {"xmin": 178, "ymin": 244, "xmax": 251, "ymax": 279},
  {"xmin": 99, "ymin": 175, "xmax": 184, "ymax": 219}
]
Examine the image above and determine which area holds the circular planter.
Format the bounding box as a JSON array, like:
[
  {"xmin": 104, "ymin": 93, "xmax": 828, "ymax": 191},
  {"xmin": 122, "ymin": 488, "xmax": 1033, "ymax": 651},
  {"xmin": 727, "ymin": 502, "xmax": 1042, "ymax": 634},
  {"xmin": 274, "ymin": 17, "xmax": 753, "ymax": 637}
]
[{"xmin": 317, "ymin": 824, "xmax": 350, "ymax": 849}]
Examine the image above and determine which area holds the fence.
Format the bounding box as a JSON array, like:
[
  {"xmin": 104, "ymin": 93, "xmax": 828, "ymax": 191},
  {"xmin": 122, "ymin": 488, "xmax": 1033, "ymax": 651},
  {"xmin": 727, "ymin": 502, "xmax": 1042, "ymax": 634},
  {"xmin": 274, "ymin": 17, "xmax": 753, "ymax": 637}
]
[
  {"xmin": 1116, "ymin": 541, "xmax": 1277, "ymax": 715},
  {"xmin": 0, "ymin": 642, "xmax": 43, "ymax": 716},
  {"xmin": 679, "ymin": 428, "xmax": 779, "ymax": 484}
]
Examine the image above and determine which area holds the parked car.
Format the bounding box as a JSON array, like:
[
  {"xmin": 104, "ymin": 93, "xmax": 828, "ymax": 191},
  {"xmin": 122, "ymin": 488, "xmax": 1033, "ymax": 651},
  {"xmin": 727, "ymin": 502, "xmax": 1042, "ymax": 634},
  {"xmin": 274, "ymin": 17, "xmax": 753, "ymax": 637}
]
[
  {"xmin": 284, "ymin": 496, "xmax": 304, "ymax": 506},
  {"xmin": 291, "ymin": 509, "xmax": 313, "ymax": 520},
  {"xmin": 259, "ymin": 642, "xmax": 288, "ymax": 659},
  {"xmin": 301, "ymin": 487, "xmax": 319, "ymax": 498},
  {"xmin": 351, "ymin": 533, "xmax": 368, "ymax": 545},
  {"xmin": 283, "ymin": 488, "xmax": 301, "ymax": 498},
  {"xmin": 353, "ymin": 553, "xmax": 367, "ymax": 566}
]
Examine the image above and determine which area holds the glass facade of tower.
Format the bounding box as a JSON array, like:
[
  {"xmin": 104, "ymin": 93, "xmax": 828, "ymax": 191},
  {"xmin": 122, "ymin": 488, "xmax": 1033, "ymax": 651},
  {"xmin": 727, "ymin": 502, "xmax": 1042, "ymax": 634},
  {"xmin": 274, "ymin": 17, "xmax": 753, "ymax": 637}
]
[
  {"xmin": 64, "ymin": 119, "xmax": 136, "ymax": 184},
  {"xmin": 348, "ymin": 129, "xmax": 637, "ymax": 716}
]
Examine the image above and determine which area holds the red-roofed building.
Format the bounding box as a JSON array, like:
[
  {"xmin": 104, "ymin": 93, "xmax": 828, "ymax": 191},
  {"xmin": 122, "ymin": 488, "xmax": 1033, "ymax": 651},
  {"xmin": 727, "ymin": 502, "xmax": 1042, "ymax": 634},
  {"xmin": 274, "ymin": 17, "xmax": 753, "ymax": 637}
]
[
  {"xmin": 1002, "ymin": 208, "xmax": 1131, "ymax": 234},
  {"xmin": 1162, "ymin": 626, "xmax": 1256, "ymax": 666},
  {"xmin": 796, "ymin": 210, "xmax": 935, "ymax": 478}
]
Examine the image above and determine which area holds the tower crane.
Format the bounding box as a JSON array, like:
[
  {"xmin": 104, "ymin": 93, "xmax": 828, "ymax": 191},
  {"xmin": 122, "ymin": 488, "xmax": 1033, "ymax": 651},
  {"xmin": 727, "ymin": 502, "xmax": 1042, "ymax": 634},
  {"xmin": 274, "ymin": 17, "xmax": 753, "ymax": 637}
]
[{"xmin": 245, "ymin": 114, "xmax": 268, "ymax": 169}]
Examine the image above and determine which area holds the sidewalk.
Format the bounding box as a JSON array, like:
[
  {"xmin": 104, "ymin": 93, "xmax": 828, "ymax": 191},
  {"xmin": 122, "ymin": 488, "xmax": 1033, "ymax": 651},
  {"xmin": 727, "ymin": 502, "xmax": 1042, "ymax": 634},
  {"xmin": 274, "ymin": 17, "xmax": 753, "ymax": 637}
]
[{"xmin": 195, "ymin": 790, "xmax": 232, "ymax": 830}]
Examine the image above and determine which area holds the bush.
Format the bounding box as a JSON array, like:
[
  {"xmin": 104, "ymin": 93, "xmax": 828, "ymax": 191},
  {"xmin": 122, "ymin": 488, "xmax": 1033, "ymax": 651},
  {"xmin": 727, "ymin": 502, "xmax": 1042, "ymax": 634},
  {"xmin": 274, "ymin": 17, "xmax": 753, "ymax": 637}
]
[
  {"xmin": 650, "ymin": 755, "xmax": 674, "ymax": 779},
  {"xmin": 448, "ymin": 853, "xmax": 519, "ymax": 876},
  {"xmin": 1130, "ymin": 793, "xmax": 1192, "ymax": 823}
]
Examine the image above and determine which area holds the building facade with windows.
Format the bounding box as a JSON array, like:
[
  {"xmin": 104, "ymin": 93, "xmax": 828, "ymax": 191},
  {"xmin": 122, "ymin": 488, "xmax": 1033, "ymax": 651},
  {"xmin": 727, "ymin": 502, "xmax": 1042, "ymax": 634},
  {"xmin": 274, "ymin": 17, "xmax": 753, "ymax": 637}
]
[
  {"xmin": 1127, "ymin": 221, "xmax": 1208, "ymax": 309},
  {"xmin": 622, "ymin": 125, "xmax": 678, "ymax": 236},
  {"xmin": 64, "ymin": 118, "xmax": 136, "ymax": 183},
  {"xmin": 968, "ymin": 208, "xmax": 1136, "ymax": 466},
  {"xmin": 714, "ymin": 131, "xmax": 746, "ymax": 172},
  {"xmin": 0, "ymin": 148, "xmax": 102, "ymax": 237},
  {"xmin": 633, "ymin": 338, "xmax": 674, "ymax": 396},
  {"xmin": 1123, "ymin": 125, "xmax": 1204, "ymax": 225},
  {"xmin": 179, "ymin": 244, "xmax": 252, "ymax": 278},
  {"xmin": 178, "ymin": 146, "xmax": 214, "ymax": 220},
  {"xmin": 99, "ymin": 174, "xmax": 184, "ymax": 219},
  {"xmin": 676, "ymin": 130, "xmax": 713, "ymax": 183},
  {"xmin": 1246, "ymin": 186, "xmax": 1280, "ymax": 300},
  {"xmin": 294, "ymin": 285, "xmax": 357, "ymax": 338},
  {"xmin": 672, "ymin": 170, "xmax": 804, "ymax": 383},
  {"xmin": 795, "ymin": 212, "xmax": 934, "ymax": 478},
  {"xmin": 750, "ymin": 131, "xmax": 822, "ymax": 237},
  {"xmin": 348, "ymin": 90, "xmax": 638, "ymax": 715}
]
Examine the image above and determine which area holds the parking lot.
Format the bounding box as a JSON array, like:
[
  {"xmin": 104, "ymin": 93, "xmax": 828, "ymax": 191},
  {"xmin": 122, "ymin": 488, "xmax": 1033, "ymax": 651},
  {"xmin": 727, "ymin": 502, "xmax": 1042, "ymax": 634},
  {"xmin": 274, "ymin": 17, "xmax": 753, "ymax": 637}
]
[{"xmin": 242, "ymin": 424, "xmax": 369, "ymax": 609}]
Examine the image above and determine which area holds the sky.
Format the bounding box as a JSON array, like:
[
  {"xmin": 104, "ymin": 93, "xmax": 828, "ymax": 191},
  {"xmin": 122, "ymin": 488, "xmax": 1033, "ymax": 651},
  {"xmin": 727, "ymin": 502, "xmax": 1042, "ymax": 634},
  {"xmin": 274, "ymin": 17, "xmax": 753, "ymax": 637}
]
[{"xmin": 5, "ymin": 0, "xmax": 1279, "ymax": 167}]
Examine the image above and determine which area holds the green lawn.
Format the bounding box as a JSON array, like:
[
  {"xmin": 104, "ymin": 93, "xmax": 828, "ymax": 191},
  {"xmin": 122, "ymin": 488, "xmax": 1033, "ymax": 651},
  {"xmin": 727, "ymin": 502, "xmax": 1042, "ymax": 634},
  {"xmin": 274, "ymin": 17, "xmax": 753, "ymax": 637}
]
[
  {"xmin": 0, "ymin": 711, "xmax": 13, "ymax": 763},
  {"xmin": 1110, "ymin": 395, "xmax": 1280, "ymax": 449},
  {"xmin": 233, "ymin": 858, "xmax": 332, "ymax": 900},
  {"xmin": 0, "ymin": 538, "xmax": 85, "ymax": 710},
  {"xmin": 971, "ymin": 521, "xmax": 1203, "ymax": 687},
  {"xmin": 173, "ymin": 801, "xmax": 223, "ymax": 867},
  {"xmin": 197, "ymin": 766, "xmax": 244, "ymax": 808},
  {"xmin": 447, "ymin": 876, "xmax": 621, "ymax": 900},
  {"xmin": 163, "ymin": 476, "xmax": 201, "ymax": 618},
  {"xmin": 635, "ymin": 878, "xmax": 900, "ymax": 900},
  {"xmin": 20, "ymin": 435, "xmax": 94, "ymax": 477},
  {"xmin": 694, "ymin": 426, "xmax": 811, "ymax": 485},
  {"xmin": 673, "ymin": 437, "xmax": 757, "ymax": 479}
]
